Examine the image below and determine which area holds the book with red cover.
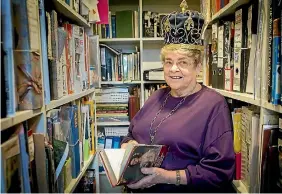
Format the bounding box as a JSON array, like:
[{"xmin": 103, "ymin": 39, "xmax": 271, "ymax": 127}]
[{"xmin": 99, "ymin": 144, "xmax": 168, "ymax": 187}]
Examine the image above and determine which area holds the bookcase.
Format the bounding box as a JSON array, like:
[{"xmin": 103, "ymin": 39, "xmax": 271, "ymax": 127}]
[
  {"xmin": 95, "ymin": 0, "xmax": 282, "ymax": 193},
  {"xmin": 1, "ymin": 0, "xmax": 98, "ymax": 193},
  {"xmin": 201, "ymin": 0, "xmax": 282, "ymax": 193}
]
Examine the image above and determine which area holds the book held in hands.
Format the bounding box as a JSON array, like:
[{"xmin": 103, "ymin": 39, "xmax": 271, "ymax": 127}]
[{"xmin": 99, "ymin": 144, "xmax": 168, "ymax": 187}]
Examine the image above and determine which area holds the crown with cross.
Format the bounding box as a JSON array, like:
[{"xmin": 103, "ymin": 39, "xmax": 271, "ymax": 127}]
[{"xmin": 161, "ymin": 0, "xmax": 205, "ymax": 51}]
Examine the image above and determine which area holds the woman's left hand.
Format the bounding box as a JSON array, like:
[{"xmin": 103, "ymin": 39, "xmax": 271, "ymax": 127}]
[{"xmin": 127, "ymin": 167, "xmax": 169, "ymax": 189}]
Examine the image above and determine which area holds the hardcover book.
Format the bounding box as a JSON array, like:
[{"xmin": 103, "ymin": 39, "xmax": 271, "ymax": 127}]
[{"xmin": 99, "ymin": 144, "xmax": 168, "ymax": 187}]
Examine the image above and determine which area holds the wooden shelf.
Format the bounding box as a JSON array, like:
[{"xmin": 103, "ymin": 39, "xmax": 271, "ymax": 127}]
[
  {"xmin": 232, "ymin": 180, "xmax": 248, "ymax": 193},
  {"xmin": 143, "ymin": 80, "xmax": 166, "ymax": 84},
  {"xmin": 46, "ymin": 88, "xmax": 95, "ymax": 111},
  {"xmin": 142, "ymin": 37, "xmax": 164, "ymax": 43},
  {"xmin": 101, "ymin": 81, "xmax": 141, "ymax": 85},
  {"xmin": 64, "ymin": 154, "xmax": 95, "ymax": 193},
  {"xmin": 208, "ymin": 87, "xmax": 260, "ymax": 106},
  {"xmin": 100, "ymin": 38, "xmax": 140, "ymax": 43},
  {"xmin": 261, "ymin": 101, "xmax": 282, "ymax": 113},
  {"xmin": 208, "ymin": 0, "xmax": 250, "ymax": 26},
  {"xmin": 52, "ymin": 0, "xmax": 90, "ymax": 27},
  {"xmin": 97, "ymin": 122, "xmax": 130, "ymax": 126},
  {"xmin": 1, "ymin": 109, "xmax": 43, "ymax": 131}
]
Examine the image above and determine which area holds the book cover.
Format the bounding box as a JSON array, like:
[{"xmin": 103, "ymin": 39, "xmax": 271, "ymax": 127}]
[
  {"xmin": 116, "ymin": 10, "xmax": 134, "ymax": 38},
  {"xmin": 12, "ymin": 0, "xmax": 43, "ymax": 110},
  {"xmin": 1, "ymin": 135, "xmax": 21, "ymax": 193},
  {"xmin": 1, "ymin": 0, "xmax": 16, "ymax": 117},
  {"xmin": 99, "ymin": 144, "xmax": 168, "ymax": 187},
  {"xmin": 39, "ymin": 0, "xmax": 51, "ymax": 105}
]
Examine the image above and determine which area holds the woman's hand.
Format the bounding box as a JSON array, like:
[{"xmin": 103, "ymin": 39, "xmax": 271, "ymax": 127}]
[
  {"xmin": 127, "ymin": 167, "xmax": 171, "ymax": 189},
  {"xmin": 121, "ymin": 140, "xmax": 138, "ymax": 149}
]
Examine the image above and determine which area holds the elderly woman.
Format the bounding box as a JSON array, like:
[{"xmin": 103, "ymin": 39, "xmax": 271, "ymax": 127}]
[{"xmin": 121, "ymin": 1, "xmax": 235, "ymax": 193}]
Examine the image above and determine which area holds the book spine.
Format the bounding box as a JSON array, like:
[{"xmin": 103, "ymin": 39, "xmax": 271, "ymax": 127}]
[
  {"xmin": 100, "ymin": 47, "xmax": 107, "ymax": 81},
  {"xmin": 1, "ymin": 0, "xmax": 16, "ymax": 116},
  {"xmin": 111, "ymin": 15, "xmax": 116, "ymax": 38},
  {"xmin": 50, "ymin": 10, "xmax": 62, "ymax": 100},
  {"xmin": 268, "ymin": 0, "xmax": 273, "ymax": 102},
  {"xmin": 64, "ymin": 24, "xmax": 74, "ymax": 94},
  {"xmin": 39, "ymin": 0, "xmax": 50, "ymax": 104},
  {"xmin": 234, "ymin": 9, "xmax": 243, "ymax": 92},
  {"xmin": 71, "ymin": 105, "xmax": 81, "ymax": 178},
  {"xmin": 18, "ymin": 125, "xmax": 31, "ymax": 193},
  {"xmin": 281, "ymin": 9, "xmax": 282, "ymax": 104},
  {"xmin": 271, "ymin": 19, "xmax": 281, "ymax": 105},
  {"xmin": 57, "ymin": 28, "xmax": 68, "ymax": 96}
]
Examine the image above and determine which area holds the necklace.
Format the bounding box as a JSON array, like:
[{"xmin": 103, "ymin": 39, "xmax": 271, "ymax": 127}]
[{"xmin": 149, "ymin": 83, "xmax": 198, "ymax": 144}]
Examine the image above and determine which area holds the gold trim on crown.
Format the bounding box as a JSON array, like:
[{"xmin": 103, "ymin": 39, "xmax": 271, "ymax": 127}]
[{"xmin": 163, "ymin": 43, "xmax": 204, "ymax": 51}]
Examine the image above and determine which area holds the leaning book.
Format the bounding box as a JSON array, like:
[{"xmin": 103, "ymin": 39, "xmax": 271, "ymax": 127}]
[{"xmin": 99, "ymin": 144, "xmax": 168, "ymax": 187}]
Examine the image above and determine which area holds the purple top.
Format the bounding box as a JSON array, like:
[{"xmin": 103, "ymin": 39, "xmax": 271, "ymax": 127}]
[{"xmin": 122, "ymin": 85, "xmax": 235, "ymax": 192}]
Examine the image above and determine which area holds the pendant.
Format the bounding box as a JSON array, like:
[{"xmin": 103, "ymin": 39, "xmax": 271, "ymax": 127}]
[{"xmin": 150, "ymin": 136, "xmax": 154, "ymax": 144}]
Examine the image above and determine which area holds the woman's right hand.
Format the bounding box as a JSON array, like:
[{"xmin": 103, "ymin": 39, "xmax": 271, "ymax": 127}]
[{"xmin": 121, "ymin": 140, "xmax": 138, "ymax": 149}]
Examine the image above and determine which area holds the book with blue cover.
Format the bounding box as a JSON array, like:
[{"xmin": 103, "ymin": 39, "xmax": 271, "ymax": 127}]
[{"xmin": 1, "ymin": 0, "xmax": 16, "ymax": 116}]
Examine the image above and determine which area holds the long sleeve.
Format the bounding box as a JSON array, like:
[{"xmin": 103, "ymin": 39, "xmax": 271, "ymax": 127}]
[
  {"xmin": 185, "ymin": 105, "xmax": 235, "ymax": 190},
  {"xmin": 120, "ymin": 121, "xmax": 135, "ymax": 144},
  {"xmin": 120, "ymin": 106, "xmax": 144, "ymax": 144}
]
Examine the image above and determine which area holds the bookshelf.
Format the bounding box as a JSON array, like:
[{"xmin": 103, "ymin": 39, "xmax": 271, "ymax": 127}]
[
  {"xmin": 46, "ymin": 88, "xmax": 96, "ymax": 111},
  {"xmin": 202, "ymin": 0, "xmax": 282, "ymax": 193},
  {"xmin": 208, "ymin": 87, "xmax": 261, "ymax": 106},
  {"xmin": 52, "ymin": 0, "xmax": 90, "ymax": 27},
  {"xmin": 1, "ymin": 109, "xmax": 44, "ymax": 131},
  {"xmin": 209, "ymin": 0, "xmax": 250, "ymax": 25},
  {"xmin": 64, "ymin": 154, "xmax": 96, "ymax": 193},
  {"xmin": 97, "ymin": 121, "xmax": 130, "ymax": 126},
  {"xmin": 1, "ymin": 0, "xmax": 97, "ymax": 193}
]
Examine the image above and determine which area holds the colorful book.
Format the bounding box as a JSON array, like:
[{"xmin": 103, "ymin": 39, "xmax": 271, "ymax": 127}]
[{"xmin": 13, "ymin": 0, "xmax": 43, "ymax": 110}]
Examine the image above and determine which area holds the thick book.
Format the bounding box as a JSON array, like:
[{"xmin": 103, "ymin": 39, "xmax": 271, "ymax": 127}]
[{"xmin": 99, "ymin": 144, "xmax": 168, "ymax": 187}]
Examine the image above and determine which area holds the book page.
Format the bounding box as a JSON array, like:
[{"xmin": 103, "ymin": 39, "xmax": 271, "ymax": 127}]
[{"xmin": 105, "ymin": 149, "xmax": 125, "ymax": 180}]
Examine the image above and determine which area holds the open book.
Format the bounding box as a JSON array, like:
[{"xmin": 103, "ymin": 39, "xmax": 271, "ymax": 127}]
[{"xmin": 99, "ymin": 144, "xmax": 168, "ymax": 187}]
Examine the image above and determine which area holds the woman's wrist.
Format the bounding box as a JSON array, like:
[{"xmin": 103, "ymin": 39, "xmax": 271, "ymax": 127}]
[{"xmin": 163, "ymin": 170, "xmax": 187, "ymax": 185}]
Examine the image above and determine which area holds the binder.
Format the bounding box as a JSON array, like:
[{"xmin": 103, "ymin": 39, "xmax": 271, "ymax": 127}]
[{"xmin": 217, "ymin": 25, "xmax": 224, "ymax": 89}]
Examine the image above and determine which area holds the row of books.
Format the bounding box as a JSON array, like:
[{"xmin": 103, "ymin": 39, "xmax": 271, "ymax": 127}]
[
  {"xmin": 100, "ymin": 44, "xmax": 141, "ymax": 82},
  {"xmin": 44, "ymin": 98, "xmax": 96, "ymax": 192},
  {"xmin": 96, "ymin": 86, "xmax": 140, "ymax": 123},
  {"xmin": 94, "ymin": 10, "xmax": 139, "ymax": 39},
  {"xmin": 1, "ymin": 0, "xmax": 43, "ymax": 117},
  {"xmin": 1, "ymin": 0, "xmax": 101, "ymax": 119},
  {"xmin": 45, "ymin": 9, "xmax": 98, "ymax": 101},
  {"xmin": 228, "ymin": 98, "xmax": 282, "ymax": 193},
  {"xmin": 73, "ymin": 169, "xmax": 96, "ymax": 193},
  {"xmin": 93, "ymin": 10, "xmax": 168, "ymax": 39},
  {"xmin": 204, "ymin": 2, "xmax": 257, "ymax": 94},
  {"xmin": 97, "ymin": 127, "xmax": 129, "ymax": 173},
  {"xmin": 200, "ymin": 0, "xmax": 231, "ymax": 23},
  {"xmin": 0, "ymin": 96, "xmax": 96, "ymax": 193},
  {"xmin": 144, "ymin": 84, "xmax": 167, "ymax": 102}
]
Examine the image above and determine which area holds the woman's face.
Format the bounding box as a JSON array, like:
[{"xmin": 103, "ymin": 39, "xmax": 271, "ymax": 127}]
[{"xmin": 163, "ymin": 51, "xmax": 200, "ymax": 92}]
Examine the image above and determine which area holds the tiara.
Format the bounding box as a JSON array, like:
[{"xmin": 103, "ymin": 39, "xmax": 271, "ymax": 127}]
[{"xmin": 161, "ymin": 0, "xmax": 205, "ymax": 51}]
